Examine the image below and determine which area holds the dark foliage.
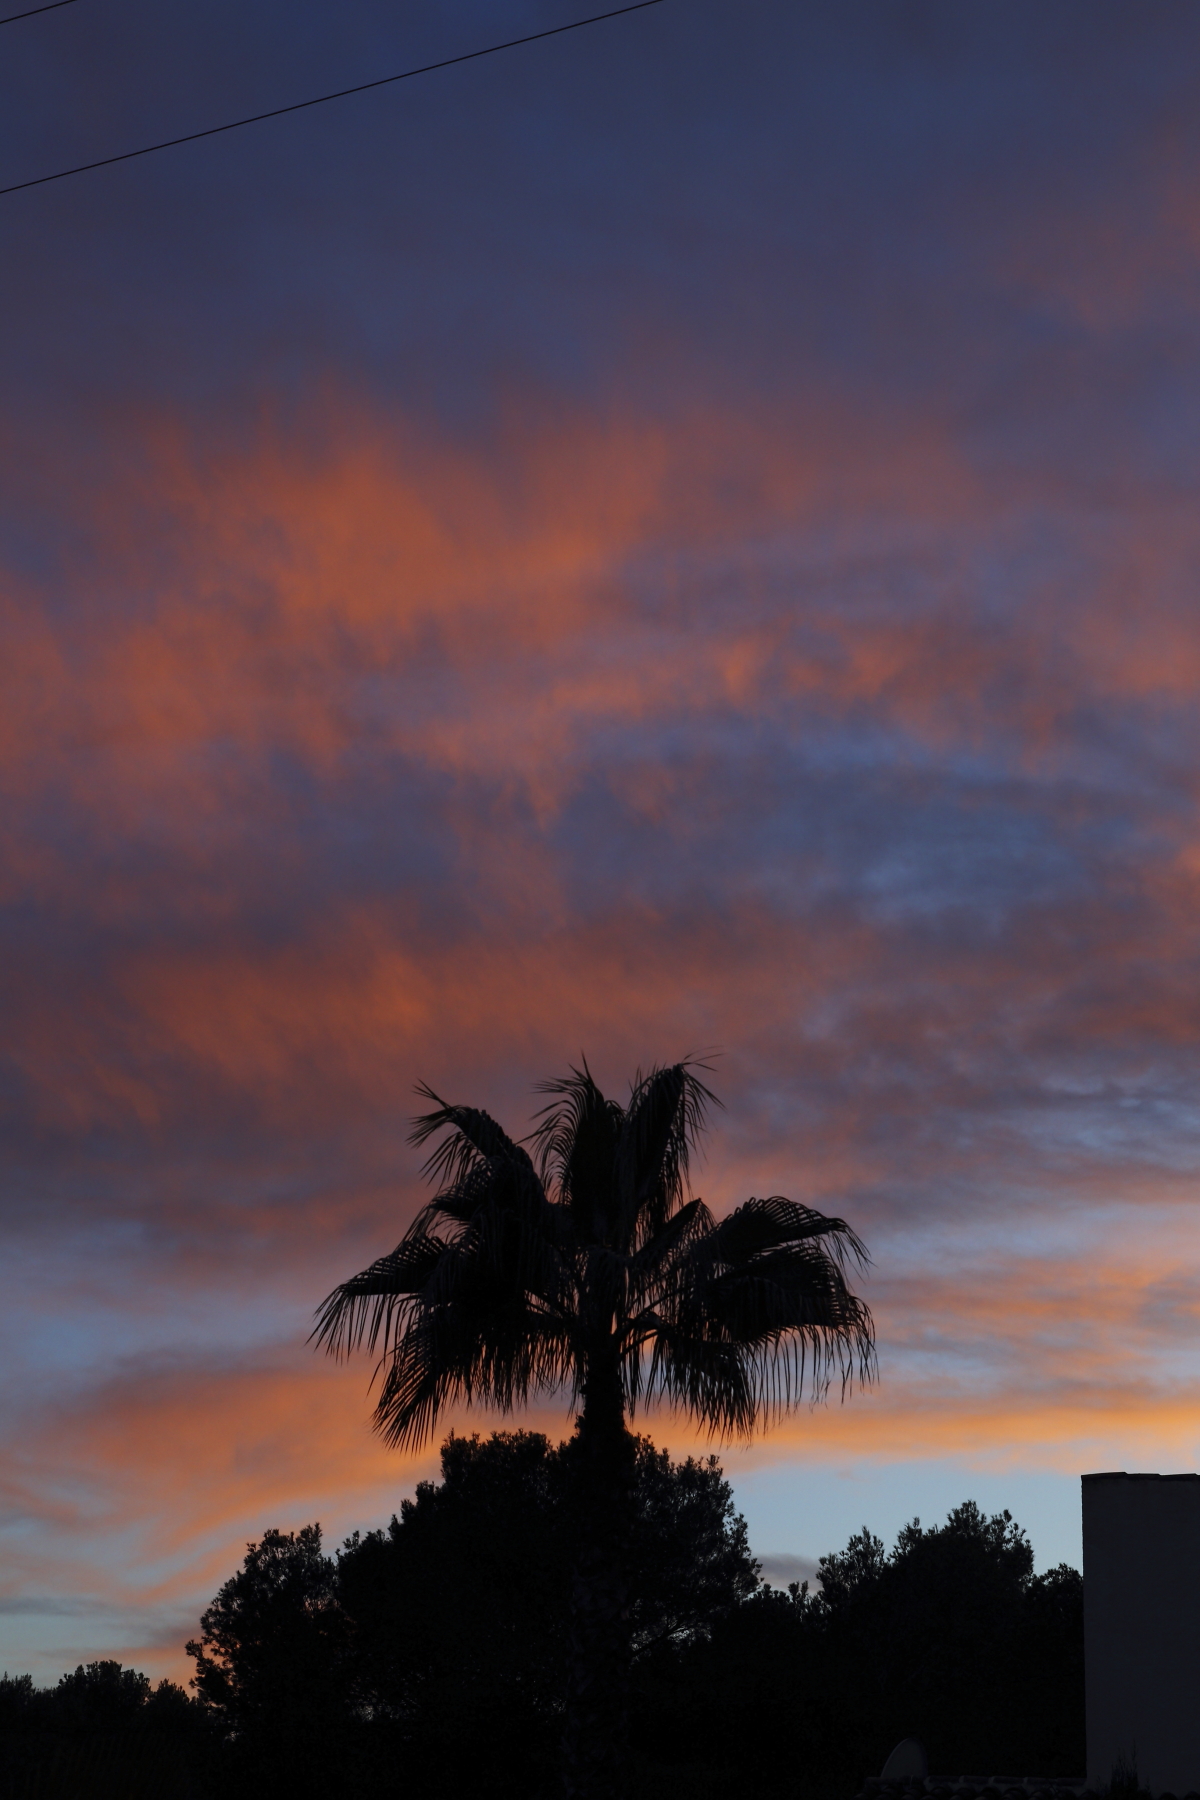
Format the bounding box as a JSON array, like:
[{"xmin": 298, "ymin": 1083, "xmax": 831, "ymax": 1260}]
[
  {"xmin": 0, "ymin": 1661, "xmax": 212, "ymax": 1799},
  {"xmin": 334, "ymin": 1429, "xmax": 758, "ymax": 1799},
  {"xmin": 156, "ymin": 1429, "xmax": 756, "ymax": 1799},
  {"xmin": 632, "ymin": 1500, "xmax": 1085, "ymax": 1800},
  {"xmin": 186, "ymin": 1524, "xmax": 362, "ymax": 1799},
  {"xmin": 337, "ymin": 1431, "xmax": 572, "ymax": 1799},
  {"xmin": 1, "ymin": 1454, "xmax": 1083, "ymax": 1800}
]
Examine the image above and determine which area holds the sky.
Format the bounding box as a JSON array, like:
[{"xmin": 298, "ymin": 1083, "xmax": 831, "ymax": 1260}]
[{"xmin": 2, "ymin": 0, "xmax": 1200, "ymax": 1684}]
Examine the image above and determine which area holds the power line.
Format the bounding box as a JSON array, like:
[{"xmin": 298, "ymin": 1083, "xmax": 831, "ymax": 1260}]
[
  {"xmin": 0, "ymin": 0, "xmax": 80, "ymax": 25},
  {"xmin": 0, "ymin": 0, "xmax": 667, "ymax": 197}
]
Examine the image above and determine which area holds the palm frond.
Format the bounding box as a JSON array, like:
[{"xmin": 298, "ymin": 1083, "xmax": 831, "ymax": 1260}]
[
  {"xmin": 316, "ymin": 1065, "xmax": 874, "ymax": 1458},
  {"xmin": 408, "ymin": 1083, "xmax": 536, "ymax": 1190},
  {"xmin": 315, "ymin": 1106, "xmax": 579, "ymax": 1447},
  {"xmin": 529, "ymin": 1060, "xmax": 624, "ymax": 1242},
  {"xmin": 640, "ymin": 1194, "xmax": 876, "ymax": 1436},
  {"xmin": 368, "ymin": 1243, "xmax": 578, "ymax": 1449},
  {"xmin": 644, "ymin": 1328, "xmax": 811, "ymax": 1436},
  {"xmin": 406, "ymin": 1083, "xmax": 566, "ymax": 1303},
  {"xmin": 615, "ymin": 1059, "xmax": 719, "ymax": 1249},
  {"xmin": 627, "ymin": 1196, "xmax": 715, "ymax": 1278},
  {"xmin": 309, "ymin": 1234, "xmax": 446, "ymax": 1359},
  {"xmin": 637, "ymin": 1328, "xmax": 760, "ymax": 1435},
  {"xmin": 707, "ymin": 1195, "xmax": 871, "ymax": 1272},
  {"xmin": 411, "ymin": 1147, "xmax": 542, "ymax": 1231}
]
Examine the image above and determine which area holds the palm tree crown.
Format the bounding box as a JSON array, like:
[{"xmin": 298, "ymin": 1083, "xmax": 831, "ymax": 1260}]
[{"xmin": 312, "ymin": 1060, "xmax": 875, "ymax": 1450}]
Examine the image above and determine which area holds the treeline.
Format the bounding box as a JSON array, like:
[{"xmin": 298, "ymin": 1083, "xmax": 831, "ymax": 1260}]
[
  {"xmin": 0, "ymin": 1661, "xmax": 211, "ymax": 1799},
  {"xmin": 0, "ymin": 1432, "xmax": 1083, "ymax": 1800}
]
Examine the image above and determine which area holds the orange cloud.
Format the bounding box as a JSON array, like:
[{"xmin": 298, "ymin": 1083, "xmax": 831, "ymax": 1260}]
[{"xmin": 3, "ymin": 387, "xmax": 1200, "ymax": 1683}]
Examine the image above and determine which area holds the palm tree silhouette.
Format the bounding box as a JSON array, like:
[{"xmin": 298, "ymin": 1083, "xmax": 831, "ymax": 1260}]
[{"xmin": 313, "ymin": 1059, "xmax": 874, "ymax": 1800}]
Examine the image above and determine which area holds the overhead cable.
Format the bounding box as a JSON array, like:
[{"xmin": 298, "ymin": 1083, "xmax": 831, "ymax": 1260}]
[
  {"xmin": 0, "ymin": 0, "xmax": 667, "ymax": 197},
  {"xmin": 1, "ymin": 0, "xmax": 80, "ymax": 24}
]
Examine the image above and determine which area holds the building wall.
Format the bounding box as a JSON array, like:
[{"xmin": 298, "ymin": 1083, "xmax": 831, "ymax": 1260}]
[{"xmin": 1083, "ymin": 1472, "xmax": 1200, "ymax": 1796}]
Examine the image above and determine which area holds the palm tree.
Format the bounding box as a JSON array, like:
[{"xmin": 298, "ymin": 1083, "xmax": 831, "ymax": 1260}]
[{"xmin": 313, "ymin": 1059, "xmax": 874, "ymax": 1800}]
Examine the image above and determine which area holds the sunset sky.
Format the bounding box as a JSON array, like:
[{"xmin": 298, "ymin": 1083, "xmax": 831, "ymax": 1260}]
[{"xmin": 3, "ymin": 0, "xmax": 1200, "ymax": 1685}]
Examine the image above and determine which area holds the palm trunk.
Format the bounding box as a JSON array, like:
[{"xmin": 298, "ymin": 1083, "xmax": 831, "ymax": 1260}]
[{"xmin": 562, "ymin": 1353, "xmax": 637, "ymax": 1800}]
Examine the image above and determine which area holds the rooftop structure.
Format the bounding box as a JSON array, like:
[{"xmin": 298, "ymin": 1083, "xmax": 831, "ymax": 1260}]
[{"xmin": 1083, "ymin": 1472, "xmax": 1200, "ymax": 1799}]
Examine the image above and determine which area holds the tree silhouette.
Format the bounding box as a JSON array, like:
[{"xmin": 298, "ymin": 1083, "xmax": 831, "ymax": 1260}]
[
  {"xmin": 0, "ymin": 1662, "xmax": 210, "ymax": 1799},
  {"xmin": 313, "ymin": 1059, "xmax": 875, "ymax": 1800},
  {"xmin": 636, "ymin": 1501, "xmax": 1084, "ymax": 1800},
  {"xmin": 187, "ymin": 1525, "xmax": 354, "ymax": 1798},
  {"xmin": 336, "ymin": 1428, "xmax": 759, "ymax": 1798}
]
